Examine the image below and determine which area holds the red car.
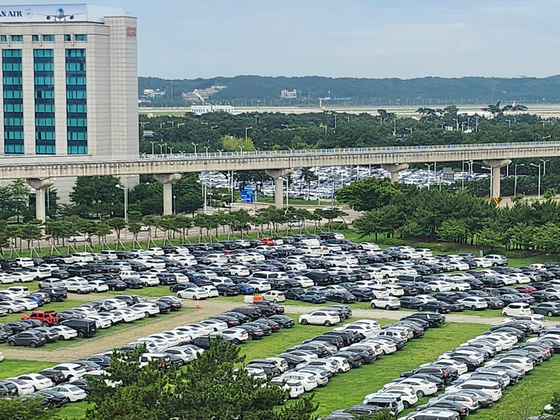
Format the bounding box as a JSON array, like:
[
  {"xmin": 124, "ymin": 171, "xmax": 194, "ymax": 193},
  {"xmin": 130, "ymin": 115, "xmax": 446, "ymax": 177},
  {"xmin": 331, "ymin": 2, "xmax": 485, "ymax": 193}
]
[
  {"xmin": 516, "ymin": 285, "xmax": 537, "ymax": 294},
  {"xmin": 261, "ymin": 238, "xmax": 275, "ymax": 246}
]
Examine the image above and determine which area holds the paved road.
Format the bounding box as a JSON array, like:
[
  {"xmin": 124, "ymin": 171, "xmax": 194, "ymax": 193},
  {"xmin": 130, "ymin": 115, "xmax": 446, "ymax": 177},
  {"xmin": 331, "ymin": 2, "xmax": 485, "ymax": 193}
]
[{"xmin": 1, "ymin": 298, "xmax": 535, "ymax": 363}]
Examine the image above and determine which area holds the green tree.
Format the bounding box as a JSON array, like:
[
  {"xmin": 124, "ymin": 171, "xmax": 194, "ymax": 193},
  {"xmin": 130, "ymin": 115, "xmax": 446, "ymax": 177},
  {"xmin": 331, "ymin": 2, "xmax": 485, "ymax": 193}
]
[
  {"xmin": 107, "ymin": 217, "xmax": 127, "ymax": 248},
  {"xmin": 436, "ymin": 219, "xmax": 467, "ymax": 243},
  {"xmin": 70, "ymin": 176, "xmax": 122, "ymax": 217},
  {"xmin": 86, "ymin": 339, "xmax": 317, "ymax": 420},
  {"xmin": 335, "ymin": 177, "xmax": 402, "ymax": 211},
  {"xmin": 0, "ymin": 395, "xmax": 60, "ymax": 420}
]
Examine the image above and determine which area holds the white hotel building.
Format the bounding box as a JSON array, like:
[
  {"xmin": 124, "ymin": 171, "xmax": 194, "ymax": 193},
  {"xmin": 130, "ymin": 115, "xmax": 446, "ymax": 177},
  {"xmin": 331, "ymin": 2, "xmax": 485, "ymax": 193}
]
[{"xmin": 0, "ymin": 4, "xmax": 138, "ymax": 160}]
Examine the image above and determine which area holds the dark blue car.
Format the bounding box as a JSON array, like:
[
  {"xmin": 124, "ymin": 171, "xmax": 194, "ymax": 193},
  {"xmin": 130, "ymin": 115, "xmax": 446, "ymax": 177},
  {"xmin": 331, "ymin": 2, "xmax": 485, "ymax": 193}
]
[{"xmin": 238, "ymin": 283, "xmax": 256, "ymax": 295}]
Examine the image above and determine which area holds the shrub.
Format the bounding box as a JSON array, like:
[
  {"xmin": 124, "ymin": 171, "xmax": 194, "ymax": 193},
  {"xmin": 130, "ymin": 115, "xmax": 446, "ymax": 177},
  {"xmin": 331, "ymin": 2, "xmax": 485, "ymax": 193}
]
[
  {"xmin": 385, "ymin": 238, "xmax": 406, "ymax": 246},
  {"xmin": 412, "ymin": 242, "xmax": 455, "ymax": 252}
]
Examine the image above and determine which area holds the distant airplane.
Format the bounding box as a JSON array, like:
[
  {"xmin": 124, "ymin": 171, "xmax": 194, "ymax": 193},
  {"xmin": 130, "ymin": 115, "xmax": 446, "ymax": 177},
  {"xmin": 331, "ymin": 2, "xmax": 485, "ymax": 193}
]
[{"xmin": 39, "ymin": 8, "xmax": 83, "ymax": 21}]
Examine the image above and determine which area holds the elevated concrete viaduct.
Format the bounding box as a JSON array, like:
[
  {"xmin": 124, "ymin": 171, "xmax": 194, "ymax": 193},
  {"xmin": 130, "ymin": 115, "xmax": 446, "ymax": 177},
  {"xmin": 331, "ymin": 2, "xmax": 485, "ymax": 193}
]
[{"xmin": 3, "ymin": 141, "xmax": 559, "ymax": 221}]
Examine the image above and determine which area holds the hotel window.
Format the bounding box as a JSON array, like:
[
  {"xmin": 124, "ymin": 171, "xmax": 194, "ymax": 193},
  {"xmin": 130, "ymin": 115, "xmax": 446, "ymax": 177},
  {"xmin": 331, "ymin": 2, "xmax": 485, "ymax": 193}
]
[
  {"xmin": 42, "ymin": 35, "xmax": 55, "ymax": 42},
  {"xmin": 64, "ymin": 34, "xmax": 71, "ymax": 42},
  {"xmin": 75, "ymin": 34, "xmax": 87, "ymax": 41},
  {"xmin": 11, "ymin": 35, "xmax": 23, "ymax": 42},
  {"xmin": 32, "ymin": 35, "xmax": 39, "ymax": 42}
]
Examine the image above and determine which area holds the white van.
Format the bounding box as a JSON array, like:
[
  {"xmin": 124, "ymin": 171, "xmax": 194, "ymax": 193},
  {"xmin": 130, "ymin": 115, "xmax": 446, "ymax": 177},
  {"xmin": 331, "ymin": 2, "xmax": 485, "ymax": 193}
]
[
  {"xmin": 147, "ymin": 247, "xmax": 165, "ymax": 257},
  {"xmin": 120, "ymin": 270, "xmax": 140, "ymax": 279},
  {"xmin": 502, "ymin": 303, "xmax": 531, "ymax": 317}
]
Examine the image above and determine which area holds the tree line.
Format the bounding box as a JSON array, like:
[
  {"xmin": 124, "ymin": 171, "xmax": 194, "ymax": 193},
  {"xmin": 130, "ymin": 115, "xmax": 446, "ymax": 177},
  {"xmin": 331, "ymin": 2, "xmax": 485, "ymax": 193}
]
[{"xmin": 338, "ymin": 177, "xmax": 560, "ymax": 255}]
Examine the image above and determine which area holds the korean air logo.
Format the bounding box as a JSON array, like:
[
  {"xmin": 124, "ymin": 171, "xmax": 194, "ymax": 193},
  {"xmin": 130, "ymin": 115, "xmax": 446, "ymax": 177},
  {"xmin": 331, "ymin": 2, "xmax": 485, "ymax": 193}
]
[{"xmin": 24, "ymin": 9, "xmax": 33, "ymax": 19}]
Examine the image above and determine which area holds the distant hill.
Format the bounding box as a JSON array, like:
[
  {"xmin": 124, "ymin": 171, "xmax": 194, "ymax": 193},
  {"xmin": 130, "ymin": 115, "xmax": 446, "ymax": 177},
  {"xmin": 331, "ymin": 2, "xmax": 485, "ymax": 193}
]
[{"xmin": 138, "ymin": 75, "xmax": 560, "ymax": 105}]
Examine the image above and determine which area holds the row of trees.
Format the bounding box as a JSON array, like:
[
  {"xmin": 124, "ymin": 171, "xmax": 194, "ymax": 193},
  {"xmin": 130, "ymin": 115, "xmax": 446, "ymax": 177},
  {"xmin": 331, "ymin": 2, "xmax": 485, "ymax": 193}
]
[
  {"xmin": 0, "ymin": 206, "xmax": 349, "ymax": 255},
  {"xmin": 338, "ymin": 177, "xmax": 560, "ymax": 254}
]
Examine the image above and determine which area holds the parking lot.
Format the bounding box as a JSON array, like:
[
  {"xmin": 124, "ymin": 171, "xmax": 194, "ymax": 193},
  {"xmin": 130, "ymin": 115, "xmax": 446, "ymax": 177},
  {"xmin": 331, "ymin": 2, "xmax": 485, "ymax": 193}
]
[{"xmin": 1, "ymin": 232, "xmax": 559, "ymax": 418}]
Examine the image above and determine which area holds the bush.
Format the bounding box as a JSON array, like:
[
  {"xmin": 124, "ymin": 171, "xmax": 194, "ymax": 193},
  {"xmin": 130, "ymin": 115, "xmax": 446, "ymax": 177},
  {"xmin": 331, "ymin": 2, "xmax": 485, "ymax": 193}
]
[
  {"xmin": 502, "ymin": 251, "xmax": 527, "ymax": 259},
  {"xmin": 385, "ymin": 238, "xmax": 406, "ymax": 246},
  {"xmin": 412, "ymin": 242, "xmax": 455, "ymax": 252}
]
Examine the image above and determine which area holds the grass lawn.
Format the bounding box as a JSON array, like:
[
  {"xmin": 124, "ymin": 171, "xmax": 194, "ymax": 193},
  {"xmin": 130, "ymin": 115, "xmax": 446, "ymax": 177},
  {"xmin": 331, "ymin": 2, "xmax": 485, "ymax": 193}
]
[{"xmin": 0, "ymin": 359, "xmax": 58, "ymax": 377}]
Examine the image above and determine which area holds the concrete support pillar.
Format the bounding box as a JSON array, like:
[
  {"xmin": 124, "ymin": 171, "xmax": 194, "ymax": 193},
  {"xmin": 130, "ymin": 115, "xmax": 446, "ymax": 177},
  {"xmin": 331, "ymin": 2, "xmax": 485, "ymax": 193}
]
[
  {"xmin": 380, "ymin": 163, "xmax": 409, "ymax": 183},
  {"xmin": 483, "ymin": 159, "xmax": 511, "ymax": 198},
  {"xmin": 26, "ymin": 178, "xmax": 54, "ymax": 222},
  {"xmin": 153, "ymin": 173, "xmax": 182, "ymax": 215},
  {"xmin": 265, "ymin": 169, "xmax": 294, "ymax": 208}
]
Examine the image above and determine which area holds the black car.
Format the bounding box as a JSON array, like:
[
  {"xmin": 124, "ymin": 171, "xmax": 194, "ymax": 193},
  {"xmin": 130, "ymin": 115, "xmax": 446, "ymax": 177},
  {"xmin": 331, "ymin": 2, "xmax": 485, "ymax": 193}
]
[
  {"xmin": 0, "ymin": 381, "xmax": 20, "ymax": 396},
  {"xmin": 153, "ymin": 300, "xmax": 172, "ymax": 314},
  {"xmin": 268, "ymin": 314, "xmax": 295, "ymax": 328},
  {"xmin": 285, "ymin": 287, "xmax": 306, "ymax": 300},
  {"xmin": 237, "ymin": 323, "xmax": 265, "ymax": 340},
  {"xmin": 104, "ymin": 279, "xmax": 128, "ymax": 291},
  {"xmin": 216, "ymin": 283, "xmax": 240, "ymax": 296},
  {"xmin": 157, "ymin": 296, "xmax": 183, "ymax": 311},
  {"xmin": 403, "ymin": 312, "xmax": 446, "ymax": 327},
  {"xmin": 39, "ymin": 288, "xmax": 67, "ymax": 302},
  {"xmin": 123, "ymin": 278, "xmax": 144, "ymax": 289},
  {"xmin": 483, "ymin": 297, "xmax": 505, "ymax": 309},
  {"xmin": 222, "ymin": 311, "xmax": 250, "ymax": 324},
  {"xmin": 399, "ymin": 296, "xmax": 423, "ymax": 309},
  {"xmin": 531, "ymin": 302, "xmax": 560, "ymax": 316},
  {"xmin": 418, "ymin": 300, "xmax": 452, "ymax": 314},
  {"xmin": 327, "ymin": 291, "xmax": 357, "ymax": 304},
  {"xmin": 349, "ymin": 288, "xmax": 375, "ymax": 302}
]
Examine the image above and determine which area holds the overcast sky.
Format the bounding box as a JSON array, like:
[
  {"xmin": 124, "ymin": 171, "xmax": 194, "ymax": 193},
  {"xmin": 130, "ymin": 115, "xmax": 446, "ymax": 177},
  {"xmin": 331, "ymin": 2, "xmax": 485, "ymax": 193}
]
[{"xmin": 17, "ymin": 0, "xmax": 560, "ymax": 80}]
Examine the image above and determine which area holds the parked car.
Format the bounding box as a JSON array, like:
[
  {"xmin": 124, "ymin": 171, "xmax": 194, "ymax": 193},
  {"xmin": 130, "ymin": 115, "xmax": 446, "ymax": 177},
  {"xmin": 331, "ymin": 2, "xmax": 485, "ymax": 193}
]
[{"xmin": 299, "ymin": 311, "xmax": 340, "ymax": 326}]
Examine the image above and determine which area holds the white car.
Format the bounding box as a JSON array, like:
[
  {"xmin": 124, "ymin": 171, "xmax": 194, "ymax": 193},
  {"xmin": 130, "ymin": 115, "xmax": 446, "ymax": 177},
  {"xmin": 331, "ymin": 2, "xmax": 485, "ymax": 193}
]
[
  {"xmin": 50, "ymin": 384, "xmax": 88, "ymax": 402},
  {"xmin": 261, "ymin": 290, "xmax": 286, "ymax": 302},
  {"xmin": 211, "ymin": 327, "xmax": 249, "ymax": 344},
  {"xmin": 139, "ymin": 275, "xmax": 161, "ymax": 287},
  {"xmin": 86, "ymin": 316, "xmax": 112, "ymax": 329},
  {"xmin": 229, "ymin": 265, "xmax": 251, "ymax": 277},
  {"xmin": 362, "ymin": 338, "xmax": 397, "ymax": 354},
  {"xmin": 3, "ymin": 378, "xmax": 35, "ymax": 395},
  {"xmin": 65, "ymin": 281, "xmax": 92, "ymax": 294},
  {"xmin": 336, "ymin": 324, "xmax": 377, "ymax": 339},
  {"xmin": 136, "ymin": 338, "xmax": 167, "ymax": 352},
  {"xmin": 383, "ymin": 378, "xmax": 437, "ymax": 397},
  {"xmin": 458, "ymin": 296, "xmax": 488, "ymax": 310},
  {"xmin": 133, "ymin": 302, "xmax": 161, "ymax": 317},
  {"xmin": 426, "ymin": 280, "xmax": 453, "ymax": 292},
  {"xmin": 246, "ymin": 280, "xmax": 272, "ymax": 293},
  {"xmin": 88, "ymin": 280, "xmax": 109, "ymax": 293},
  {"xmin": 280, "ymin": 372, "xmax": 318, "ymax": 392},
  {"xmin": 201, "ymin": 285, "xmax": 219, "ymax": 297},
  {"xmin": 502, "ymin": 303, "xmax": 531, "ymax": 317},
  {"xmin": 352, "ymin": 319, "xmax": 381, "ymax": 332},
  {"xmin": 17, "ymin": 373, "xmax": 53, "ymax": 391},
  {"xmin": 104, "ymin": 298, "xmax": 128, "ymax": 310},
  {"xmin": 148, "ymin": 332, "xmax": 180, "ymax": 348},
  {"xmin": 291, "ymin": 275, "xmax": 314, "ymax": 288},
  {"xmin": 0, "ymin": 351, "xmax": 3, "ymax": 362},
  {"xmin": 0, "ymin": 301, "xmax": 25, "ymax": 313},
  {"xmin": 177, "ymin": 287, "xmax": 209, "ymax": 300},
  {"xmin": 50, "ymin": 325, "xmax": 78, "ymax": 340},
  {"xmin": 200, "ymin": 319, "xmax": 228, "ymax": 332},
  {"xmin": 52, "ymin": 363, "xmax": 87, "ymax": 380},
  {"xmin": 445, "ymin": 380, "xmax": 503, "ymax": 401},
  {"xmin": 299, "ymin": 311, "xmax": 340, "ymax": 326},
  {"xmin": 270, "ymin": 377, "xmax": 305, "ymax": 399},
  {"xmin": 0, "ymin": 273, "xmax": 15, "ymax": 284},
  {"xmin": 114, "ymin": 308, "xmax": 143, "ymax": 323},
  {"xmin": 13, "ymin": 298, "xmax": 38, "ymax": 310},
  {"xmin": 162, "ymin": 329, "xmax": 192, "ymax": 343},
  {"xmin": 471, "ymin": 257, "xmax": 493, "ymax": 268},
  {"xmin": 164, "ymin": 346, "xmax": 196, "ymax": 363},
  {"xmin": 9, "ymin": 272, "xmax": 34, "ymax": 283},
  {"xmin": 370, "ymin": 296, "xmax": 401, "ymax": 310},
  {"xmin": 96, "ymin": 312, "xmax": 122, "ymax": 325},
  {"xmin": 429, "ymin": 360, "xmax": 468, "ymax": 375}
]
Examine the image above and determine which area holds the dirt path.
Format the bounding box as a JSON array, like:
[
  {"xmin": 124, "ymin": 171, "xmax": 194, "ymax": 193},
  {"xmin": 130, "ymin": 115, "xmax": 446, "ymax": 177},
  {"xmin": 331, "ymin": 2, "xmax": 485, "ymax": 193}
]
[
  {"xmin": 1, "ymin": 300, "xmax": 239, "ymax": 362},
  {"xmin": 3, "ymin": 300, "xmax": 551, "ymax": 363}
]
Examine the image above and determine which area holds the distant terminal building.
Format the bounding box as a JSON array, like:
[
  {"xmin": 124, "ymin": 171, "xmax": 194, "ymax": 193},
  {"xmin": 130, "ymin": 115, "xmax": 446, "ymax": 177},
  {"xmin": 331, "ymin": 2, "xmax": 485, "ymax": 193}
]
[
  {"xmin": 0, "ymin": 4, "xmax": 138, "ymax": 159},
  {"xmin": 191, "ymin": 104, "xmax": 234, "ymax": 116},
  {"xmin": 280, "ymin": 89, "xmax": 297, "ymax": 99},
  {"xmin": 143, "ymin": 88, "xmax": 166, "ymax": 99}
]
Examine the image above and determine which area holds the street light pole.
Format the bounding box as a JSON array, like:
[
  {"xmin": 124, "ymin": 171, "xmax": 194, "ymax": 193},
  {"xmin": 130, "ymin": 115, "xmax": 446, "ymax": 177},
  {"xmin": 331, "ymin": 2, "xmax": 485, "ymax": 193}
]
[
  {"xmin": 514, "ymin": 164, "xmax": 524, "ymax": 197},
  {"xmin": 191, "ymin": 142, "xmax": 197, "ymax": 155},
  {"xmin": 245, "ymin": 126, "xmax": 252, "ymax": 141},
  {"xmin": 116, "ymin": 184, "xmax": 128, "ymax": 223},
  {"xmin": 425, "ymin": 163, "xmax": 434, "ymax": 190},
  {"xmin": 530, "ymin": 163, "xmax": 542, "ymax": 199},
  {"xmin": 540, "ymin": 159, "xmax": 550, "ymax": 176}
]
